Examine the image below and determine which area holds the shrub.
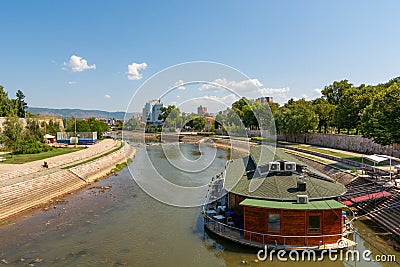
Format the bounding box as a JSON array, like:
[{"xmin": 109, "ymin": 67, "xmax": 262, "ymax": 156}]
[{"xmin": 13, "ymin": 140, "xmax": 53, "ymax": 154}]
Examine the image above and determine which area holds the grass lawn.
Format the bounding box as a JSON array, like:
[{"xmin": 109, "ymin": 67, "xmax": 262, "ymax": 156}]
[
  {"xmin": 63, "ymin": 142, "xmax": 124, "ymax": 169},
  {"xmin": 0, "ymin": 147, "xmax": 83, "ymax": 164},
  {"xmin": 278, "ymin": 142, "xmax": 381, "ymax": 165}
]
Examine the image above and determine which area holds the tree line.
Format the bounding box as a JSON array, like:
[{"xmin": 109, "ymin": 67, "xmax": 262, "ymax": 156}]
[
  {"xmin": 1, "ymin": 85, "xmax": 110, "ymax": 154},
  {"xmin": 146, "ymin": 77, "xmax": 400, "ymax": 146}
]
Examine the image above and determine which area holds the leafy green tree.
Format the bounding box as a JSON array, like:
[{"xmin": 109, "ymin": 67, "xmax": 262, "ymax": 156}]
[
  {"xmin": 15, "ymin": 90, "xmax": 27, "ymax": 118},
  {"xmin": 321, "ymin": 80, "xmax": 352, "ymax": 105},
  {"xmin": 87, "ymin": 118, "xmax": 109, "ymax": 137},
  {"xmin": 123, "ymin": 117, "xmax": 141, "ymax": 130},
  {"xmin": 276, "ymin": 98, "xmax": 318, "ymax": 135},
  {"xmin": 334, "ymin": 85, "xmax": 375, "ymax": 134},
  {"xmin": 26, "ymin": 118, "xmax": 44, "ymax": 142},
  {"xmin": 312, "ymin": 97, "xmax": 335, "ymax": 133},
  {"xmin": 184, "ymin": 115, "xmax": 206, "ymax": 131},
  {"xmin": 0, "ymin": 116, "xmax": 24, "ymax": 151},
  {"xmin": 65, "ymin": 118, "xmax": 91, "ymax": 132},
  {"xmin": 45, "ymin": 119, "xmax": 62, "ymax": 136},
  {"xmin": 158, "ymin": 105, "xmax": 180, "ymax": 122},
  {"xmin": 360, "ymin": 83, "xmax": 400, "ymax": 145}
]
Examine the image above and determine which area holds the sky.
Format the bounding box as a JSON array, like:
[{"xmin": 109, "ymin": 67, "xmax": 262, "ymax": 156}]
[{"xmin": 1, "ymin": 0, "xmax": 400, "ymax": 113}]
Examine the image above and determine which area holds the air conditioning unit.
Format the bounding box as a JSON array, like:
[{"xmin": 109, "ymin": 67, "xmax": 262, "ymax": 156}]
[
  {"xmin": 297, "ymin": 195, "xmax": 309, "ymax": 204},
  {"xmin": 269, "ymin": 162, "xmax": 280, "ymax": 172},
  {"xmin": 284, "ymin": 162, "xmax": 296, "ymax": 172}
]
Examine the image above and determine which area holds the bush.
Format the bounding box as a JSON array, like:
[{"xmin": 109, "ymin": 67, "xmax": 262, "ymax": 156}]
[{"xmin": 13, "ymin": 140, "xmax": 53, "ymax": 154}]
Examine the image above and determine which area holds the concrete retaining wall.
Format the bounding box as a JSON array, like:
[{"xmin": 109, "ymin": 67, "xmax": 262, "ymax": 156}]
[{"xmin": 277, "ymin": 133, "xmax": 400, "ymax": 157}]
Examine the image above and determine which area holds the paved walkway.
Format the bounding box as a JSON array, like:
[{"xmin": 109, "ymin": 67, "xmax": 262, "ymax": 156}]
[
  {"xmin": 0, "ymin": 140, "xmax": 135, "ymax": 221},
  {"xmin": 0, "ymin": 139, "xmax": 119, "ymax": 182}
]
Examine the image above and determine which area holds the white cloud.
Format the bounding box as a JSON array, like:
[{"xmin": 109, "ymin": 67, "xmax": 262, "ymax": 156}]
[
  {"xmin": 198, "ymin": 78, "xmax": 262, "ymax": 92},
  {"xmin": 174, "ymin": 79, "xmax": 186, "ymax": 90},
  {"xmin": 68, "ymin": 81, "xmax": 77, "ymax": 85},
  {"xmin": 127, "ymin": 62, "xmax": 147, "ymax": 80},
  {"xmin": 198, "ymin": 78, "xmax": 290, "ymax": 104},
  {"xmin": 313, "ymin": 88, "xmax": 323, "ymax": 98},
  {"xmin": 105, "ymin": 94, "xmax": 111, "ymax": 99},
  {"xmin": 64, "ymin": 55, "xmax": 96, "ymax": 72}
]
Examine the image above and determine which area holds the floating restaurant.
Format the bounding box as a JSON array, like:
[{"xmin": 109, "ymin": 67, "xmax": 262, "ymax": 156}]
[{"xmin": 202, "ymin": 145, "xmax": 356, "ymax": 250}]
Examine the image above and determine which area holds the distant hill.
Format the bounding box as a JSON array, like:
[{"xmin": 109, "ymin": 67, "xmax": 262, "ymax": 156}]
[{"xmin": 27, "ymin": 107, "xmax": 136, "ymax": 120}]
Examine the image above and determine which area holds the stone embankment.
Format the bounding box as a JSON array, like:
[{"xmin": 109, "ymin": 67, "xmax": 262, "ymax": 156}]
[{"xmin": 0, "ymin": 140, "xmax": 136, "ymax": 221}]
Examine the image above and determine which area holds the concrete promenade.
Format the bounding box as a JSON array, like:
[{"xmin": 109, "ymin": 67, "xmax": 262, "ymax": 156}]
[{"xmin": 0, "ymin": 139, "xmax": 136, "ymax": 221}]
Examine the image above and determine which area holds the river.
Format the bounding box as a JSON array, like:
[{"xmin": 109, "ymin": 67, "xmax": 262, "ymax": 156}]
[{"xmin": 0, "ymin": 143, "xmax": 398, "ymax": 266}]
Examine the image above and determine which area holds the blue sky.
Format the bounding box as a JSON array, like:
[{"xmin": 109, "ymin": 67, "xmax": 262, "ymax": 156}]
[{"xmin": 1, "ymin": 1, "xmax": 400, "ymax": 113}]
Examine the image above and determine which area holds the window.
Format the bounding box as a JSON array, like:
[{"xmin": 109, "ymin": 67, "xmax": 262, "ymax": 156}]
[
  {"xmin": 308, "ymin": 215, "xmax": 321, "ymax": 233},
  {"xmin": 268, "ymin": 213, "xmax": 280, "ymax": 232}
]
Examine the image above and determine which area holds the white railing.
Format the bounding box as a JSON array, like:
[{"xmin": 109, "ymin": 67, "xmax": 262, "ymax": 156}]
[{"xmin": 203, "ymin": 213, "xmax": 350, "ymax": 249}]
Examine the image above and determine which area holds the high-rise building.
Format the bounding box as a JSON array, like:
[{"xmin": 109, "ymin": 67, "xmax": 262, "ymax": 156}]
[
  {"xmin": 197, "ymin": 105, "xmax": 207, "ymax": 115},
  {"xmin": 142, "ymin": 100, "xmax": 163, "ymax": 124},
  {"xmin": 255, "ymin": 97, "xmax": 273, "ymax": 104}
]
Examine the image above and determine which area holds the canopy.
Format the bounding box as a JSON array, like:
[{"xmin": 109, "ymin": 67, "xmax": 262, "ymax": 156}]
[
  {"xmin": 364, "ymin": 154, "xmax": 388, "ymax": 164},
  {"xmin": 44, "ymin": 134, "xmax": 55, "ymax": 139}
]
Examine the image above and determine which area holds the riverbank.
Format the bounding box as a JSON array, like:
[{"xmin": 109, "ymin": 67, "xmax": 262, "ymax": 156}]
[{"xmin": 0, "ymin": 140, "xmax": 136, "ymax": 222}]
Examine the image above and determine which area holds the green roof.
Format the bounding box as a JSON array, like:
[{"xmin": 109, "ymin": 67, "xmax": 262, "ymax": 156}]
[
  {"xmin": 223, "ymin": 145, "xmax": 346, "ymax": 200},
  {"xmin": 240, "ymin": 198, "xmax": 346, "ymax": 210}
]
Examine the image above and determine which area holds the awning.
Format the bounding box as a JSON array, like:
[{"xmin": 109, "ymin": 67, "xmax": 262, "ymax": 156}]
[
  {"xmin": 44, "ymin": 134, "xmax": 55, "ymax": 139},
  {"xmin": 364, "ymin": 154, "xmax": 388, "ymax": 164}
]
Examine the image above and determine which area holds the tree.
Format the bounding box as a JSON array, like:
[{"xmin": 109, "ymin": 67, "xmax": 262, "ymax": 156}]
[
  {"xmin": 65, "ymin": 118, "xmax": 91, "ymax": 132},
  {"xmin": 321, "ymin": 80, "xmax": 352, "ymax": 105},
  {"xmin": 87, "ymin": 118, "xmax": 109, "ymax": 137},
  {"xmin": 158, "ymin": 105, "xmax": 180, "ymax": 122},
  {"xmin": 184, "ymin": 115, "xmax": 206, "ymax": 131},
  {"xmin": 0, "ymin": 116, "xmax": 24, "ymax": 151},
  {"xmin": 276, "ymin": 98, "xmax": 318, "ymax": 135},
  {"xmin": 123, "ymin": 117, "xmax": 141, "ymax": 130},
  {"xmin": 334, "ymin": 85, "xmax": 376, "ymax": 134},
  {"xmin": 360, "ymin": 83, "xmax": 400, "ymax": 146},
  {"xmin": 15, "ymin": 90, "xmax": 27, "ymax": 118},
  {"xmin": 312, "ymin": 98, "xmax": 334, "ymax": 133},
  {"xmin": 26, "ymin": 118, "xmax": 44, "ymax": 142}
]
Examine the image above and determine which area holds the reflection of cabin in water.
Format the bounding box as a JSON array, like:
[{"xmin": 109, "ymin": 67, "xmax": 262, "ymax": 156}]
[{"xmin": 203, "ymin": 145, "xmax": 356, "ymax": 250}]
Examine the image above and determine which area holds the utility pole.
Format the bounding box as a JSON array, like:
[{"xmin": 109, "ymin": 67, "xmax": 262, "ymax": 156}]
[{"xmin": 74, "ymin": 118, "xmax": 77, "ymax": 148}]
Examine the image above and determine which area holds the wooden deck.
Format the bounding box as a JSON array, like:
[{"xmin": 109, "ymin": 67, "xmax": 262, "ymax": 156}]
[{"xmin": 204, "ymin": 215, "xmax": 357, "ymax": 251}]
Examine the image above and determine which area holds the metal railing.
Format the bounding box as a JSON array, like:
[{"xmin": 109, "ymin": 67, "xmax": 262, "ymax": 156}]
[{"xmin": 203, "ymin": 213, "xmax": 349, "ymax": 249}]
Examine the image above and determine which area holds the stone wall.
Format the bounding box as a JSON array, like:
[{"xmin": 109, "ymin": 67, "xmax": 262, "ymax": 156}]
[
  {"xmin": 278, "ymin": 133, "xmax": 400, "ymax": 157},
  {"xmin": 0, "ymin": 117, "xmax": 64, "ymax": 132}
]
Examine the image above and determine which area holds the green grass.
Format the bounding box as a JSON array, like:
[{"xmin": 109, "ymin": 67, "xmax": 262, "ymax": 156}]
[
  {"xmin": 0, "ymin": 147, "xmax": 83, "ymax": 164},
  {"xmin": 280, "ymin": 143, "xmax": 380, "ymax": 165},
  {"xmin": 63, "ymin": 142, "xmax": 124, "ymax": 169}
]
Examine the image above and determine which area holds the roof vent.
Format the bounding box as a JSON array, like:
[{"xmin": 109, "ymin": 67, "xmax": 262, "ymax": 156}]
[
  {"xmin": 297, "ymin": 180, "xmax": 307, "ymax": 192},
  {"xmin": 297, "ymin": 195, "xmax": 309, "ymax": 204}
]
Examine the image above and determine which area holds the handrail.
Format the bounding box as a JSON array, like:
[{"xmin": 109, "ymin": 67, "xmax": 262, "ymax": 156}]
[{"xmin": 203, "ymin": 213, "xmax": 345, "ymax": 240}]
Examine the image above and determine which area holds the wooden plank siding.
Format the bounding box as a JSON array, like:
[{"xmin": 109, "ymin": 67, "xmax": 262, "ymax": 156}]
[{"xmin": 243, "ymin": 206, "xmax": 343, "ymax": 246}]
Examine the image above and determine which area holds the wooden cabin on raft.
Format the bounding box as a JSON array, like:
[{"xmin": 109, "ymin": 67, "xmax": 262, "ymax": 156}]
[{"xmin": 202, "ymin": 145, "xmax": 356, "ymax": 250}]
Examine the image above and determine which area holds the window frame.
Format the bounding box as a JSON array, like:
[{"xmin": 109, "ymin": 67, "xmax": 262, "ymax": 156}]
[
  {"xmin": 308, "ymin": 214, "xmax": 321, "ymax": 234},
  {"xmin": 267, "ymin": 213, "xmax": 281, "ymax": 233}
]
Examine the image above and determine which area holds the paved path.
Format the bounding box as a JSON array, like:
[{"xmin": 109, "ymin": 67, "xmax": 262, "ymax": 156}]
[
  {"xmin": 0, "ymin": 139, "xmax": 135, "ymax": 221},
  {"xmin": 0, "ymin": 139, "xmax": 119, "ymax": 183}
]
